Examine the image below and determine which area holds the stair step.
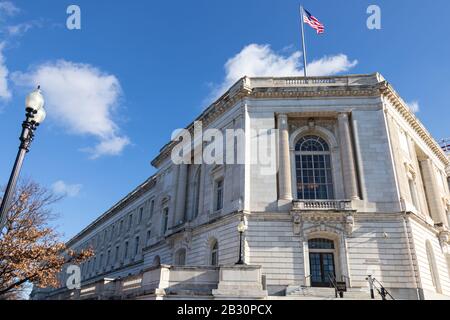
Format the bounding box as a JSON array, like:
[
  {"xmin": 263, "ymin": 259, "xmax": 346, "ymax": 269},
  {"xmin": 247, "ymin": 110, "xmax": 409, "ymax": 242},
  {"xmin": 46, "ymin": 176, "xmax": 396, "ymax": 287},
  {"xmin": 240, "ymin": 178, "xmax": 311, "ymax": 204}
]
[{"xmin": 287, "ymin": 287, "xmax": 382, "ymax": 300}]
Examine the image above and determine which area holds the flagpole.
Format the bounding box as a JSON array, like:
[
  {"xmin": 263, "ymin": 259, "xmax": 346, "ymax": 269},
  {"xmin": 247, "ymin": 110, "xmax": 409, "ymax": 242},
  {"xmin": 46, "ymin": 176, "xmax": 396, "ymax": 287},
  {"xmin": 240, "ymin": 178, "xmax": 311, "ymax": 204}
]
[{"xmin": 300, "ymin": 5, "xmax": 308, "ymax": 77}]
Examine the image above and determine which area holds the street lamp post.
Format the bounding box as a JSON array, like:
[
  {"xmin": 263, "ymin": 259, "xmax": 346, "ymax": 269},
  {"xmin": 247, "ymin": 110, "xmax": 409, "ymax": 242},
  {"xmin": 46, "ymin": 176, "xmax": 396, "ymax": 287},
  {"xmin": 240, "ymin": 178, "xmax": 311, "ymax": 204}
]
[
  {"xmin": 236, "ymin": 219, "xmax": 247, "ymax": 265},
  {"xmin": 0, "ymin": 87, "xmax": 46, "ymax": 231}
]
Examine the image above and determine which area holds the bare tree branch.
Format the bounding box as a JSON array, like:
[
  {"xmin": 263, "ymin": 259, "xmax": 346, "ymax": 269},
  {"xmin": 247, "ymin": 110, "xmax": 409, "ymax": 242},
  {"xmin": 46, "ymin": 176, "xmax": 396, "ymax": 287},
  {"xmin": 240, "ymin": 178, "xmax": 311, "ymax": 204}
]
[{"xmin": 0, "ymin": 180, "xmax": 93, "ymax": 298}]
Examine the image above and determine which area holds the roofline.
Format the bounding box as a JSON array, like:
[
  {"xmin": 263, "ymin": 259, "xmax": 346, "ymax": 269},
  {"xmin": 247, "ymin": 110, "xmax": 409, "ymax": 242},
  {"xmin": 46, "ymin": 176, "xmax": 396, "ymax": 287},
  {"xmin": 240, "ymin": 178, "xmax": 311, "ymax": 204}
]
[
  {"xmin": 66, "ymin": 175, "xmax": 157, "ymax": 247},
  {"xmin": 150, "ymin": 73, "xmax": 383, "ymax": 167}
]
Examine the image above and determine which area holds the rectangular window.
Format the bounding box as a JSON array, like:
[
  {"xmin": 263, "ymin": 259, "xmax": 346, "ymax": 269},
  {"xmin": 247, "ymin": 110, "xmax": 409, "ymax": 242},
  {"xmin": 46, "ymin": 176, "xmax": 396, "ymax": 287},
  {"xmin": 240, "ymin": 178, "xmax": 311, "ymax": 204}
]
[
  {"xmin": 128, "ymin": 215, "xmax": 132, "ymax": 230},
  {"xmin": 146, "ymin": 230, "xmax": 151, "ymax": 245},
  {"xmin": 106, "ymin": 250, "xmax": 111, "ymax": 266},
  {"xmin": 150, "ymin": 200, "xmax": 155, "ymax": 218},
  {"xmin": 215, "ymin": 179, "xmax": 224, "ymax": 211},
  {"xmin": 139, "ymin": 207, "xmax": 143, "ymax": 224},
  {"xmin": 124, "ymin": 241, "xmax": 129, "ymax": 260},
  {"xmin": 162, "ymin": 208, "xmax": 169, "ymax": 234},
  {"xmin": 409, "ymin": 179, "xmax": 419, "ymax": 209},
  {"xmin": 119, "ymin": 220, "xmax": 123, "ymax": 233},
  {"xmin": 399, "ymin": 130, "xmax": 411, "ymax": 158},
  {"xmin": 115, "ymin": 246, "xmax": 119, "ymax": 263},
  {"xmin": 134, "ymin": 236, "xmax": 140, "ymax": 256},
  {"xmin": 111, "ymin": 225, "xmax": 115, "ymax": 241}
]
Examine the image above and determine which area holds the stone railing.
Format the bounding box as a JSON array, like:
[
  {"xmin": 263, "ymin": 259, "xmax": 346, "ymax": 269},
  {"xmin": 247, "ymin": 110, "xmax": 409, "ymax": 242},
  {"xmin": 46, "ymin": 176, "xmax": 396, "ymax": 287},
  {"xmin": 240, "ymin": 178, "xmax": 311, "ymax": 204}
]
[
  {"xmin": 292, "ymin": 200, "xmax": 353, "ymax": 211},
  {"xmin": 35, "ymin": 264, "xmax": 267, "ymax": 300},
  {"xmin": 246, "ymin": 74, "xmax": 382, "ymax": 89}
]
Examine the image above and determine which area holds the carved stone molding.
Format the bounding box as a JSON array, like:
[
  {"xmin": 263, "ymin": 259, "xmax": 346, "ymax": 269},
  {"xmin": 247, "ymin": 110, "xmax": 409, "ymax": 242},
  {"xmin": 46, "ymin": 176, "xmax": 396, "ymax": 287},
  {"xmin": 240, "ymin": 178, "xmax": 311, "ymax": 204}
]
[
  {"xmin": 182, "ymin": 229, "xmax": 193, "ymax": 249},
  {"xmin": 291, "ymin": 212, "xmax": 303, "ymax": 236},
  {"xmin": 344, "ymin": 213, "xmax": 355, "ymax": 236},
  {"xmin": 290, "ymin": 208, "xmax": 356, "ymax": 237},
  {"xmin": 437, "ymin": 226, "xmax": 450, "ymax": 254}
]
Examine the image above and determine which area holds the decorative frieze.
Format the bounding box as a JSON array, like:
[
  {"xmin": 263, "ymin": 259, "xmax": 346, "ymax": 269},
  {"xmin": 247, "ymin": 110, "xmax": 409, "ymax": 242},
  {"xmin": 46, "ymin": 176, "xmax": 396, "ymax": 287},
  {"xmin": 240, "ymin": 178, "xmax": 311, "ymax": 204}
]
[{"xmin": 290, "ymin": 200, "xmax": 356, "ymax": 237}]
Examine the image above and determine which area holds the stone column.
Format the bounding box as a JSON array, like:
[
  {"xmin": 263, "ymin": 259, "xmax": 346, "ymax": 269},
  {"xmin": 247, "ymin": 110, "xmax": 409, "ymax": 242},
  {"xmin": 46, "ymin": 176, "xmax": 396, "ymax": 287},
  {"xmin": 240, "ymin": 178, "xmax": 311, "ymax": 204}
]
[
  {"xmin": 174, "ymin": 164, "xmax": 188, "ymax": 226},
  {"xmin": 420, "ymin": 159, "xmax": 448, "ymax": 227},
  {"xmin": 338, "ymin": 113, "xmax": 360, "ymax": 200},
  {"xmin": 278, "ymin": 114, "xmax": 292, "ymax": 201}
]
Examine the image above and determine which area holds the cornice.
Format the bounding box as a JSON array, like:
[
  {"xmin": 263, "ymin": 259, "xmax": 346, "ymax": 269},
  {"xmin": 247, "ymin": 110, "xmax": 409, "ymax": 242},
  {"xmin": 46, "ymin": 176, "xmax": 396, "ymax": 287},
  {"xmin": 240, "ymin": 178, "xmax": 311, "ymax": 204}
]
[
  {"xmin": 379, "ymin": 81, "xmax": 449, "ymax": 166},
  {"xmin": 151, "ymin": 74, "xmax": 448, "ymax": 167},
  {"xmin": 151, "ymin": 80, "xmax": 251, "ymax": 168},
  {"xmin": 150, "ymin": 74, "xmax": 382, "ymax": 168},
  {"xmin": 67, "ymin": 176, "xmax": 158, "ymax": 247}
]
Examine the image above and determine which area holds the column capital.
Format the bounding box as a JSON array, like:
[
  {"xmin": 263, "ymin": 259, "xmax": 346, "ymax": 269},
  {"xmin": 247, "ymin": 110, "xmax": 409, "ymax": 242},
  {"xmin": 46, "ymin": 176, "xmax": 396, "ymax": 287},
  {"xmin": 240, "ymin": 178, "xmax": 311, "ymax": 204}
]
[
  {"xmin": 277, "ymin": 114, "xmax": 289, "ymax": 131},
  {"xmin": 337, "ymin": 112, "xmax": 350, "ymax": 120}
]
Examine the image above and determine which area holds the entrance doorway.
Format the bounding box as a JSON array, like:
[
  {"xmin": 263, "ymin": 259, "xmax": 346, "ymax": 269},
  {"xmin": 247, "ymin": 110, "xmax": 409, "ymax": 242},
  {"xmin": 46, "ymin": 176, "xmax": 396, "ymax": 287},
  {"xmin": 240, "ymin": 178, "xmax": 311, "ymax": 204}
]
[{"xmin": 308, "ymin": 239, "xmax": 336, "ymax": 287}]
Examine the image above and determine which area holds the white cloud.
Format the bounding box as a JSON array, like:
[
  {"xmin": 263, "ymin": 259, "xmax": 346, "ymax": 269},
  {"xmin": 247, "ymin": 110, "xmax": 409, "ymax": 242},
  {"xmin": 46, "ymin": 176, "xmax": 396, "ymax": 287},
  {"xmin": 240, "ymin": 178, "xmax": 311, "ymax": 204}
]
[
  {"xmin": 0, "ymin": 1, "xmax": 19, "ymax": 18},
  {"xmin": 12, "ymin": 60, "xmax": 130, "ymax": 158},
  {"xmin": 0, "ymin": 42, "xmax": 11, "ymax": 101},
  {"xmin": 51, "ymin": 180, "xmax": 82, "ymax": 198},
  {"xmin": 6, "ymin": 21, "xmax": 40, "ymax": 37},
  {"xmin": 307, "ymin": 54, "xmax": 358, "ymax": 76},
  {"xmin": 407, "ymin": 100, "xmax": 420, "ymax": 113},
  {"xmin": 208, "ymin": 44, "xmax": 358, "ymax": 103},
  {"xmin": 83, "ymin": 135, "xmax": 130, "ymax": 159}
]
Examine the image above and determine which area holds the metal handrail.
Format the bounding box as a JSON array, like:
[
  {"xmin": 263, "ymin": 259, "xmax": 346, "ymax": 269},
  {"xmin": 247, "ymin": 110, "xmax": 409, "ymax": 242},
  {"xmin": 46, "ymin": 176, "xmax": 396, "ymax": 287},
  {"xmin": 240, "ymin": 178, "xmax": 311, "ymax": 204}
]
[
  {"xmin": 372, "ymin": 277, "xmax": 395, "ymax": 300},
  {"xmin": 328, "ymin": 274, "xmax": 341, "ymax": 298},
  {"xmin": 366, "ymin": 275, "xmax": 395, "ymax": 300}
]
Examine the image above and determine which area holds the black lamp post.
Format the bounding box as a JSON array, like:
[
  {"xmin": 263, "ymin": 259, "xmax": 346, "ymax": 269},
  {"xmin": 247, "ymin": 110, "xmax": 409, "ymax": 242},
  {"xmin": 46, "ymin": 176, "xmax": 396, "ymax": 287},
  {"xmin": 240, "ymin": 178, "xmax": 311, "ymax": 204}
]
[
  {"xmin": 0, "ymin": 87, "xmax": 46, "ymax": 231},
  {"xmin": 236, "ymin": 219, "xmax": 247, "ymax": 265}
]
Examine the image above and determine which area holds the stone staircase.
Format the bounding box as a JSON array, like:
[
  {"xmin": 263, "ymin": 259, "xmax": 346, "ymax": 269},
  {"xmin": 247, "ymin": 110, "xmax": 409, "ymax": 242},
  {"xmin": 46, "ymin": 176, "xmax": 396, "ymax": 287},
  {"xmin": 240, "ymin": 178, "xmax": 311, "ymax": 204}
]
[{"xmin": 286, "ymin": 286, "xmax": 381, "ymax": 300}]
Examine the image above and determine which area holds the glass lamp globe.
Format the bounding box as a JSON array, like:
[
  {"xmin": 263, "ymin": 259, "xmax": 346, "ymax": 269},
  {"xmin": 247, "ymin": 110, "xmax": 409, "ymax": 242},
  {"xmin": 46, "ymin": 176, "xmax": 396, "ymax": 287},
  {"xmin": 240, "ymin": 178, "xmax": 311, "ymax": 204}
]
[
  {"xmin": 33, "ymin": 108, "xmax": 46, "ymax": 125},
  {"xmin": 25, "ymin": 88, "xmax": 45, "ymax": 113},
  {"xmin": 237, "ymin": 221, "xmax": 247, "ymax": 233}
]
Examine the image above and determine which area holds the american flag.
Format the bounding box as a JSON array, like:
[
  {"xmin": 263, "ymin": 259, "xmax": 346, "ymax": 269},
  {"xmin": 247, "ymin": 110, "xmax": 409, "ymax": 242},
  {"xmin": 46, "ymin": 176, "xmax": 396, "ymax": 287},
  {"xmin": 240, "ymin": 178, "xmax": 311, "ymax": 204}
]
[{"xmin": 303, "ymin": 8, "xmax": 324, "ymax": 34}]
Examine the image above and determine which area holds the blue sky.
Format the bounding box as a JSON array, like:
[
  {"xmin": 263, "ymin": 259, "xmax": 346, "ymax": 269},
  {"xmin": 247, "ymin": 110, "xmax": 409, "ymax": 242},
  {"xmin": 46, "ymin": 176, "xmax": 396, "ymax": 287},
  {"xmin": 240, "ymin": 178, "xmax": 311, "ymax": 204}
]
[{"xmin": 0, "ymin": 0, "xmax": 449, "ymax": 240}]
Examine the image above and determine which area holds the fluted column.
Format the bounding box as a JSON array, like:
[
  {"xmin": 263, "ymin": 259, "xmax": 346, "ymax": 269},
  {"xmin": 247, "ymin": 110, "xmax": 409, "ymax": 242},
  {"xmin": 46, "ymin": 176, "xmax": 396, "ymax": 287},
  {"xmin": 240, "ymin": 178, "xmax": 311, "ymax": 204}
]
[
  {"xmin": 278, "ymin": 114, "xmax": 292, "ymax": 201},
  {"xmin": 174, "ymin": 164, "xmax": 188, "ymax": 226},
  {"xmin": 338, "ymin": 113, "xmax": 360, "ymax": 200},
  {"xmin": 420, "ymin": 159, "xmax": 448, "ymax": 227}
]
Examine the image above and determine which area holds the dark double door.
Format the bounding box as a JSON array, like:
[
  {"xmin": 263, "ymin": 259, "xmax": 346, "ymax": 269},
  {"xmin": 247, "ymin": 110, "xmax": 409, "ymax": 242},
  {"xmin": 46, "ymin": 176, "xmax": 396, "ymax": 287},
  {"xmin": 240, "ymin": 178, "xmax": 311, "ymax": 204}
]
[{"xmin": 309, "ymin": 252, "xmax": 335, "ymax": 287}]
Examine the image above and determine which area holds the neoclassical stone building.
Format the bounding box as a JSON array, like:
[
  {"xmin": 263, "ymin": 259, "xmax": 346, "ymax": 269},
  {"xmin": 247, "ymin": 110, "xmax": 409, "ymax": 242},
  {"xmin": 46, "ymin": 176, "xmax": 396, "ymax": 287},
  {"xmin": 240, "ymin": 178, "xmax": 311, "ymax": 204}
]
[{"xmin": 32, "ymin": 73, "xmax": 450, "ymax": 300}]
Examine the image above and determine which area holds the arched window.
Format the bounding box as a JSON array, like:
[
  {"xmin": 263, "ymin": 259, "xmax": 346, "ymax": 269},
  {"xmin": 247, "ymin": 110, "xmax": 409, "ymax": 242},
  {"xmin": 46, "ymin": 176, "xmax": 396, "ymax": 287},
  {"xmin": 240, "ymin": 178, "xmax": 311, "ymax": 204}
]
[
  {"xmin": 295, "ymin": 135, "xmax": 334, "ymax": 200},
  {"xmin": 174, "ymin": 248, "xmax": 186, "ymax": 266},
  {"xmin": 210, "ymin": 240, "xmax": 219, "ymax": 266},
  {"xmin": 426, "ymin": 240, "xmax": 442, "ymax": 293}
]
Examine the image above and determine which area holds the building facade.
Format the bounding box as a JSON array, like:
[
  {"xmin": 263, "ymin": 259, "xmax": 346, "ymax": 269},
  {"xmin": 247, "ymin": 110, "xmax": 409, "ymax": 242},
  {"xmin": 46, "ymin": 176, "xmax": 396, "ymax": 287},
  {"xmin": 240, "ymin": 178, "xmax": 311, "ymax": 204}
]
[{"xmin": 32, "ymin": 73, "xmax": 450, "ymax": 300}]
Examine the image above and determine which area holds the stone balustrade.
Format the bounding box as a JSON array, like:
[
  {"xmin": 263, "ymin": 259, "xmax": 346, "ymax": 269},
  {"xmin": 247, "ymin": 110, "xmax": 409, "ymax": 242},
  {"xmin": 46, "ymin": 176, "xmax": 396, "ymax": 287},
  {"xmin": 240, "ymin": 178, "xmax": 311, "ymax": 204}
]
[{"xmin": 292, "ymin": 200, "xmax": 353, "ymax": 211}]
